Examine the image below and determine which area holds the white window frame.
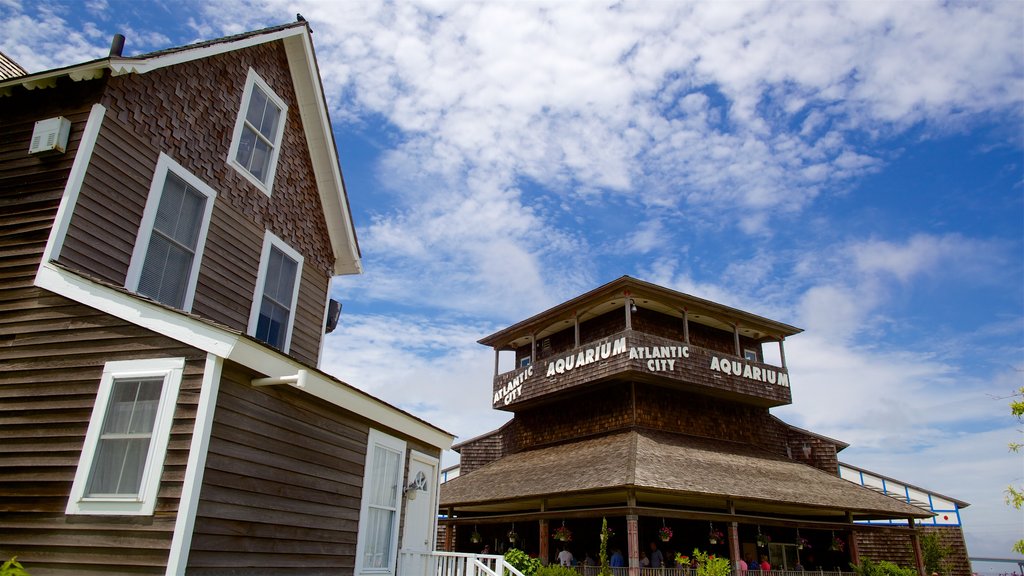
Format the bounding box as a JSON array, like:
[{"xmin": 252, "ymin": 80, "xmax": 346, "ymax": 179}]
[
  {"xmin": 66, "ymin": 357, "xmax": 185, "ymax": 516},
  {"xmin": 355, "ymin": 429, "xmax": 407, "ymax": 576},
  {"xmin": 744, "ymin": 348, "xmax": 759, "ymax": 362},
  {"xmin": 248, "ymin": 231, "xmax": 303, "ymax": 353},
  {"xmin": 125, "ymin": 153, "xmax": 216, "ymax": 312},
  {"xmin": 227, "ymin": 68, "xmax": 288, "ymax": 196}
]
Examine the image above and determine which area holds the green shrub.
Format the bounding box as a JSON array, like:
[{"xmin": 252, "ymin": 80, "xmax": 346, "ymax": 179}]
[
  {"xmin": 598, "ymin": 517, "xmax": 613, "ymax": 576},
  {"xmin": 504, "ymin": 548, "xmax": 541, "ymax": 576},
  {"xmin": 692, "ymin": 548, "xmax": 731, "ymax": 576},
  {"xmin": 536, "ymin": 566, "xmax": 578, "ymax": 576},
  {"xmin": 851, "ymin": 558, "xmax": 918, "ymax": 576},
  {"xmin": 1, "ymin": 557, "xmax": 30, "ymax": 576},
  {"xmin": 921, "ymin": 532, "xmax": 951, "ymax": 576}
]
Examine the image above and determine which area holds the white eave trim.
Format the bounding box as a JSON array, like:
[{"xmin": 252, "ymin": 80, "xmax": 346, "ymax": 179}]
[
  {"xmin": 281, "ymin": 33, "xmax": 362, "ymax": 276},
  {"xmin": 33, "ymin": 263, "xmax": 451, "ymax": 451}
]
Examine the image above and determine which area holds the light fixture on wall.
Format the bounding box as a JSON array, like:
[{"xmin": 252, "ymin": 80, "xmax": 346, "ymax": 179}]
[
  {"xmin": 405, "ymin": 471, "xmax": 427, "ymax": 500},
  {"xmin": 630, "ymin": 299, "xmax": 638, "ymax": 313}
]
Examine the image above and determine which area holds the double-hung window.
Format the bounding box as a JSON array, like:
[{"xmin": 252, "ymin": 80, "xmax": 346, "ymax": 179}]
[
  {"xmin": 355, "ymin": 430, "xmax": 407, "ymax": 575},
  {"xmin": 248, "ymin": 232, "xmax": 303, "ymax": 352},
  {"xmin": 126, "ymin": 153, "xmax": 216, "ymax": 311},
  {"xmin": 66, "ymin": 358, "xmax": 184, "ymax": 515},
  {"xmin": 228, "ymin": 68, "xmax": 288, "ymax": 195}
]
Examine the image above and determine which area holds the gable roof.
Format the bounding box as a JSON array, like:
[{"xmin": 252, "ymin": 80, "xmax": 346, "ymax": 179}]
[
  {"xmin": 0, "ymin": 21, "xmax": 361, "ymax": 276},
  {"xmin": 440, "ymin": 428, "xmax": 930, "ymax": 520},
  {"xmin": 0, "ymin": 50, "xmax": 26, "ymax": 80}
]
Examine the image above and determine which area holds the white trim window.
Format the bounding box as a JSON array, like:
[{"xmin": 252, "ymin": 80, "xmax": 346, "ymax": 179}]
[
  {"xmin": 248, "ymin": 232, "xmax": 303, "ymax": 352},
  {"xmin": 126, "ymin": 153, "xmax": 216, "ymax": 311},
  {"xmin": 355, "ymin": 429, "xmax": 407, "ymax": 575},
  {"xmin": 67, "ymin": 358, "xmax": 185, "ymax": 516},
  {"xmin": 227, "ymin": 68, "xmax": 288, "ymax": 195}
]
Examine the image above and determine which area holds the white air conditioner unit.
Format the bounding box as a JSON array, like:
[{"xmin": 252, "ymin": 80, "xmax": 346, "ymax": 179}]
[{"xmin": 29, "ymin": 116, "xmax": 72, "ymax": 155}]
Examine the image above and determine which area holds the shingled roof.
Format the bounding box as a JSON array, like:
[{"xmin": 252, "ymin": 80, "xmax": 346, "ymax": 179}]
[
  {"xmin": 0, "ymin": 50, "xmax": 26, "ymax": 80},
  {"xmin": 440, "ymin": 428, "xmax": 931, "ymax": 520}
]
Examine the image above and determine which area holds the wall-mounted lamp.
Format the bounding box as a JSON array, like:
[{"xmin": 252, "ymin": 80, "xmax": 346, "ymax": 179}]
[
  {"xmin": 405, "ymin": 471, "xmax": 427, "ymax": 500},
  {"xmin": 630, "ymin": 299, "xmax": 638, "ymax": 313}
]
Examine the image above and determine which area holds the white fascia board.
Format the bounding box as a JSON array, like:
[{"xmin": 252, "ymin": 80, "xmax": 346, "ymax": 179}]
[
  {"xmin": 231, "ymin": 337, "xmax": 454, "ymax": 451},
  {"xmin": 35, "ymin": 263, "xmax": 237, "ymax": 357},
  {"xmin": 281, "ymin": 32, "xmax": 362, "ymax": 276},
  {"xmin": 34, "ymin": 264, "xmax": 451, "ymax": 451},
  {"xmin": 108, "ymin": 26, "xmax": 306, "ymax": 77}
]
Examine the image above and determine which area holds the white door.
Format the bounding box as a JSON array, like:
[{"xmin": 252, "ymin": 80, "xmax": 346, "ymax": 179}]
[{"xmin": 399, "ymin": 451, "xmax": 439, "ymax": 576}]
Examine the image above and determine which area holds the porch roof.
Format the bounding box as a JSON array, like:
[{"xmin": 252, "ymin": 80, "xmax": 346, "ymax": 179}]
[{"xmin": 439, "ymin": 429, "xmax": 931, "ymax": 521}]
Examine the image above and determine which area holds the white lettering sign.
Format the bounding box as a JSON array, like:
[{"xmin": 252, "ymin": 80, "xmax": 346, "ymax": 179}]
[
  {"xmin": 709, "ymin": 355, "xmax": 789, "ymax": 387},
  {"xmin": 545, "ymin": 337, "xmax": 627, "ymax": 377},
  {"xmin": 493, "ymin": 365, "xmax": 533, "ymax": 406}
]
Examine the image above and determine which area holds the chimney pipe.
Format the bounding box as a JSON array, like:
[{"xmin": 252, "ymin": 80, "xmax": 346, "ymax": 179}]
[{"xmin": 109, "ymin": 34, "xmax": 125, "ymax": 57}]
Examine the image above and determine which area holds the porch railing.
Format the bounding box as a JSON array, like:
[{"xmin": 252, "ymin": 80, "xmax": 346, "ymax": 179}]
[
  {"xmin": 398, "ymin": 550, "xmax": 526, "ymax": 576},
  {"xmin": 573, "ymin": 569, "xmax": 849, "ymax": 576}
]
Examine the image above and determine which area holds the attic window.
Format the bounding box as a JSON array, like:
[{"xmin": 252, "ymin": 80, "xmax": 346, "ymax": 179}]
[{"xmin": 227, "ymin": 68, "xmax": 288, "ymax": 195}]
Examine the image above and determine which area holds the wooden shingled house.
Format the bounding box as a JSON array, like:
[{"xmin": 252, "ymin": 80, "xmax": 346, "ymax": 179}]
[
  {"xmin": 439, "ymin": 276, "xmax": 970, "ymax": 576},
  {"xmin": 0, "ymin": 21, "xmax": 453, "ymax": 575}
]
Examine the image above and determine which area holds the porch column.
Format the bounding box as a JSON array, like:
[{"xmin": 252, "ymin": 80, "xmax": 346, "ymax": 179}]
[
  {"xmin": 779, "ymin": 338, "xmax": 787, "ymax": 369},
  {"xmin": 733, "ymin": 323, "xmax": 741, "ymax": 356},
  {"xmin": 848, "ymin": 529, "xmax": 860, "ymax": 566},
  {"xmin": 625, "ymin": 293, "xmax": 633, "ymax": 330},
  {"xmin": 681, "ymin": 308, "xmax": 690, "ymax": 344},
  {"xmin": 530, "ymin": 334, "xmax": 537, "ymax": 364},
  {"xmin": 539, "ymin": 518, "xmax": 549, "ymax": 566},
  {"xmin": 493, "ymin": 349, "xmax": 499, "ymax": 377},
  {"xmin": 909, "ymin": 519, "xmax": 925, "ymax": 576},
  {"xmin": 444, "ymin": 509, "xmax": 454, "ymax": 551},
  {"xmin": 574, "ymin": 311, "xmax": 580, "ymax": 347},
  {"xmin": 728, "ymin": 522, "xmax": 741, "ymax": 569},
  {"xmin": 627, "ymin": 514, "xmax": 640, "ymax": 576}
]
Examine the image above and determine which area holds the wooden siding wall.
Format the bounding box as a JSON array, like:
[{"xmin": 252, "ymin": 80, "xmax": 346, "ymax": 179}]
[
  {"xmin": 460, "ymin": 382, "xmax": 842, "ymax": 476},
  {"xmin": 1, "ymin": 77, "xmax": 204, "ymax": 574},
  {"xmin": 56, "ymin": 41, "xmax": 334, "ymax": 366},
  {"xmin": 188, "ymin": 368, "xmax": 370, "ymax": 575},
  {"xmin": 0, "ymin": 120, "xmax": 204, "ymax": 573},
  {"xmin": 854, "ymin": 530, "xmax": 917, "ymax": 571},
  {"xmin": 920, "ymin": 525, "xmax": 971, "ymax": 576},
  {"xmin": 457, "ymin": 428, "xmax": 508, "ymax": 476}
]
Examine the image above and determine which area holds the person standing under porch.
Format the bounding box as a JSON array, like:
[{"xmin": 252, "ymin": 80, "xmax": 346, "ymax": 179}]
[{"xmin": 649, "ymin": 542, "xmax": 664, "ymax": 568}]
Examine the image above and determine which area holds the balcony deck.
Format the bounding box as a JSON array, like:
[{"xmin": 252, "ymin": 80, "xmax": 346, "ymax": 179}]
[{"xmin": 492, "ymin": 330, "xmax": 792, "ymax": 411}]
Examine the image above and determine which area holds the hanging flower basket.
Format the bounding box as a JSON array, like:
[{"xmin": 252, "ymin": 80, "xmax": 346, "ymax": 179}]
[
  {"xmin": 708, "ymin": 529, "xmax": 724, "ymax": 545},
  {"xmin": 831, "ymin": 536, "xmax": 845, "ymax": 552},
  {"xmin": 553, "ymin": 525, "xmax": 573, "ymax": 542},
  {"xmin": 470, "ymin": 530, "xmax": 482, "ymax": 544},
  {"xmin": 508, "ymin": 530, "xmax": 518, "ymax": 543},
  {"xmin": 659, "ymin": 526, "xmax": 673, "ymax": 542},
  {"xmin": 757, "ymin": 533, "xmax": 771, "ymax": 548},
  {"xmin": 796, "ymin": 537, "xmax": 810, "ymax": 550},
  {"xmin": 675, "ymin": 553, "xmax": 691, "ymax": 567}
]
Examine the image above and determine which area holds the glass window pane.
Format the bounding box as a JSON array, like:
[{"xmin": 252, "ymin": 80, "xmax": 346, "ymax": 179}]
[
  {"xmin": 87, "ymin": 377, "xmax": 164, "ymax": 497},
  {"xmin": 235, "ymin": 128, "xmax": 257, "ymax": 171},
  {"xmin": 363, "ymin": 507, "xmax": 395, "ymax": 569},
  {"xmin": 258, "ymin": 102, "xmax": 280, "ymax": 141},
  {"xmin": 256, "ymin": 298, "xmax": 288, "ymax": 349},
  {"xmin": 138, "ymin": 233, "xmax": 191, "ymax": 308},
  {"xmin": 248, "ymin": 137, "xmax": 272, "ymax": 182},
  {"xmin": 246, "ymin": 87, "xmax": 269, "ymax": 130},
  {"xmin": 138, "ymin": 172, "xmax": 206, "ymax": 309}
]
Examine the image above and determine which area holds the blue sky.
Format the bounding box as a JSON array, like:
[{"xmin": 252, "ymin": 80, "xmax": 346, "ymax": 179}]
[{"xmin": 3, "ymin": 0, "xmax": 1021, "ymax": 565}]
